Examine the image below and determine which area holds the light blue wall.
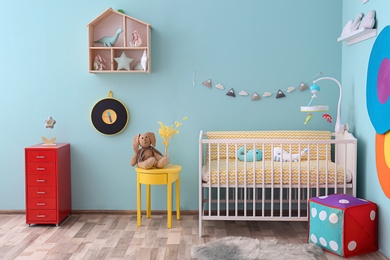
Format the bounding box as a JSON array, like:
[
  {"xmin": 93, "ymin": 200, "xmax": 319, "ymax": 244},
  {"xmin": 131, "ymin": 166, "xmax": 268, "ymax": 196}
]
[
  {"xmin": 0, "ymin": 3, "xmax": 342, "ymax": 208},
  {"xmin": 342, "ymin": 0, "xmax": 390, "ymax": 257}
]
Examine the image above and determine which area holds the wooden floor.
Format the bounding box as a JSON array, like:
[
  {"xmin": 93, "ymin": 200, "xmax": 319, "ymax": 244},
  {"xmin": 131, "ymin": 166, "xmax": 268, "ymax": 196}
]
[{"xmin": 0, "ymin": 213, "xmax": 388, "ymax": 260}]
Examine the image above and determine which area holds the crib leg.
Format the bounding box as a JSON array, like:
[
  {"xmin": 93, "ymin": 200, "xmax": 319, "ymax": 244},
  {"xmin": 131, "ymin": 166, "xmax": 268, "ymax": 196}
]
[
  {"xmin": 199, "ymin": 216, "xmax": 202, "ymax": 237},
  {"xmin": 199, "ymin": 188, "xmax": 203, "ymax": 237}
]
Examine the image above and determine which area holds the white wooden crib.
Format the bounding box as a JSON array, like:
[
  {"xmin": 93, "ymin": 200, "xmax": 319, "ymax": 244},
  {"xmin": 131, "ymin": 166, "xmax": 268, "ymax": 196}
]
[{"xmin": 198, "ymin": 130, "xmax": 357, "ymax": 237}]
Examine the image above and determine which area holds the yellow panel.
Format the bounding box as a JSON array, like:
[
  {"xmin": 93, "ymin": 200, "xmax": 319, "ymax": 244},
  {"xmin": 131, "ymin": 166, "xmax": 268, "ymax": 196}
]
[
  {"xmin": 139, "ymin": 173, "xmax": 167, "ymax": 185},
  {"xmin": 205, "ymin": 159, "xmax": 348, "ymax": 185},
  {"xmin": 206, "ymin": 131, "xmax": 331, "ymax": 161}
]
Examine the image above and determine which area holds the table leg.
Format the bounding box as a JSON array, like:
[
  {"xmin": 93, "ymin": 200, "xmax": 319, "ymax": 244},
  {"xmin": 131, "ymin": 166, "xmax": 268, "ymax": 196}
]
[
  {"xmin": 176, "ymin": 178, "xmax": 180, "ymax": 220},
  {"xmin": 137, "ymin": 174, "xmax": 141, "ymax": 226},
  {"xmin": 167, "ymin": 182, "xmax": 172, "ymax": 228},
  {"xmin": 146, "ymin": 184, "xmax": 151, "ymax": 218}
]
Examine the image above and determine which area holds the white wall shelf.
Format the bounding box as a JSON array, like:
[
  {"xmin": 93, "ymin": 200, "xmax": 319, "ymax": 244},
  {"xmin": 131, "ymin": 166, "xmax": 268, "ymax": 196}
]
[{"xmin": 337, "ymin": 28, "xmax": 377, "ymax": 46}]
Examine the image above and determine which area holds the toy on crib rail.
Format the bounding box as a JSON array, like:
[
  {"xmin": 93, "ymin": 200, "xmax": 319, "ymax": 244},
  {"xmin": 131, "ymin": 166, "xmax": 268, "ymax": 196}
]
[
  {"xmin": 130, "ymin": 132, "xmax": 169, "ymax": 169},
  {"xmin": 273, "ymin": 147, "xmax": 308, "ymax": 162},
  {"xmin": 237, "ymin": 147, "xmax": 262, "ymax": 162}
]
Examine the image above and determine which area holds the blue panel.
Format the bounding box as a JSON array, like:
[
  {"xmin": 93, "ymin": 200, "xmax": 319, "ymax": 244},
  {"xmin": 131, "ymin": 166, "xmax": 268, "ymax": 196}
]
[{"xmin": 308, "ymin": 201, "xmax": 344, "ymax": 256}]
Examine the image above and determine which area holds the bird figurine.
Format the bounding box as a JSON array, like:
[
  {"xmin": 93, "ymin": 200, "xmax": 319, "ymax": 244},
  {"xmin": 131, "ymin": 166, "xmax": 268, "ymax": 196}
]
[
  {"xmin": 94, "ymin": 28, "xmax": 123, "ymax": 47},
  {"xmin": 322, "ymin": 114, "xmax": 332, "ymax": 123},
  {"xmin": 304, "ymin": 114, "xmax": 312, "ymax": 125}
]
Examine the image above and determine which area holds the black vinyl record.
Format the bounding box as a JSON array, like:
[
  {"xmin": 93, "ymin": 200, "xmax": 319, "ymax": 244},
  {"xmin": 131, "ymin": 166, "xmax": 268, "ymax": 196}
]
[{"xmin": 91, "ymin": 93, "xmax": 129, "ymax": 135}]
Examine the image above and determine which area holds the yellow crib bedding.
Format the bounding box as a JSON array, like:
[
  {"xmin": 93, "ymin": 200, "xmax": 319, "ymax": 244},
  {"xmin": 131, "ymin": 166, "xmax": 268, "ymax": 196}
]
[{"xmin": 202, "ymin": 159, "xmax": 352, "ymax": 185}]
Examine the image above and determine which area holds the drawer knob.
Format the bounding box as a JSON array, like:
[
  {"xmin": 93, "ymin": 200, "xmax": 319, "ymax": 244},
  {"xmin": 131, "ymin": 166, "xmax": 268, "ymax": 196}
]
[
  {"xmin": 36, "ymin": 168, "xmax": 46, "ymax": 171},
  {"xmin": 36, "ymin": 179, "xmax": 46, "ymax": 183},
  {"xmin": 36, "ymin": 191, "xmax": 46, "ymax": 194},
  {"xmin": 37, "ymin": 203, "xmax": 46, "ymax": 206},
  {"xmin": 36, "ymin": 156, "xmax": 46, "ymax": 159},
  {"xmin": 37, "ymin": 214, "xmax": 46, "ymax": 218}
]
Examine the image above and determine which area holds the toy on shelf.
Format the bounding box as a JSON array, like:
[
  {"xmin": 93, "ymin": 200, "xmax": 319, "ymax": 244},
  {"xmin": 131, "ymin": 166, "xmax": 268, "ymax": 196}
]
[
  {"xmin": 133, "ymin": 62, "xmax": 143, "ymax": 71},
  {"xmin": 114, "ymin": 52, "xmax": 133, "ymax": 71},
  {"xmin": 341, "ymin": 13, "xmax": 363, "ymax": 38},
  {"xmin": 130, "ymin": 30, "xmax": 142, "ymax": 47},
  {"xmin": 359, "ymin": 10, "xmax": 376, "ymax": 30},
  {"xmin": 93, "ymin": 55, "xmax": 106, "ymax": 71},
  {"xmin": 94, "ymin": 28, "xmax": 123, "ymax": 47},
  {"xmin": 141, "ymin": 50, "xmax": 148, "ymax": 71},
  {"xmin": 42, "ymin": 116, "xmax": 56, "ymax": 145}
]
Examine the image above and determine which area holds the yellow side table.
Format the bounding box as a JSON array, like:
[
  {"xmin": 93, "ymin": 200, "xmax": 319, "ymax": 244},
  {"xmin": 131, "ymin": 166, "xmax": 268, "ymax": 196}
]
[{"xmin": 135, "ymin": 164, "xmax": 181, "ymax": 228}]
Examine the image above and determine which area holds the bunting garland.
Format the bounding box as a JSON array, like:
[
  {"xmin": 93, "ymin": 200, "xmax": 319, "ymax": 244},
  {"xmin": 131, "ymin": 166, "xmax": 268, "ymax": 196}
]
[{"xmin": 193, "ymin": 71, "xmax": 321, "ymax": 102}]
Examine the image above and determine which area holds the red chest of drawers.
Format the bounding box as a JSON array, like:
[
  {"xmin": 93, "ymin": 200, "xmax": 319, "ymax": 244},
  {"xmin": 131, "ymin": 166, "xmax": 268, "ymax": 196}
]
[{"xmin": 25, "ymin": 143, "xmax": 71, "ymax": 226}]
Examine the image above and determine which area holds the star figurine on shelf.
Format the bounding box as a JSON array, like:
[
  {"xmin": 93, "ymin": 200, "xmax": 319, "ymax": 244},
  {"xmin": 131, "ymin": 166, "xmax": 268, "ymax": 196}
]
[
  {"xmin": 42, "ymin": 116, "xmax": 57, "ymax": 145},
  {"xmin": 114, "ymin": 52, "xmax": 134, "ymax": 71}
]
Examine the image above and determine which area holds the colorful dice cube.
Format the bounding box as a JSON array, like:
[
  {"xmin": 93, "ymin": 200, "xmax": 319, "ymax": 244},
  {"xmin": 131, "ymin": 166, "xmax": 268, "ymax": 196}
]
[{"xmin": 308, "ymin": 194, "xmax": 377, "ymax": 257}]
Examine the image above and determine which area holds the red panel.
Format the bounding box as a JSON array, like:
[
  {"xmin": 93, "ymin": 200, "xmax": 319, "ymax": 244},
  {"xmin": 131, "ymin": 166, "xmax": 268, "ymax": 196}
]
[
  {"xmin": 26, "ymin": 163, "xmax": 55, "ymax": 175},
  {"xmin": 26, "ymin": 210, "xmax": 57, "ymax": 223},
  {"xmin": 27, "ymin": 175, "xmax": 56, "ymax": 187},
  {"xmin": 57, "ymin": 144, "xmax": 72, "ymax": 220},
  {"xmin": 27, "ymin": 186, "xmax": 56, "ymax": 197},
  {"xmin": 26, "ymin": 150, "xmax": 56, "ymax": 163},
  {"xmin": 27, "ymin": 197, "xmax": 56, "ymax": 209},
  {"xmin": 344, "ymin": 204, "xmax": 378, "ymax": 257}
]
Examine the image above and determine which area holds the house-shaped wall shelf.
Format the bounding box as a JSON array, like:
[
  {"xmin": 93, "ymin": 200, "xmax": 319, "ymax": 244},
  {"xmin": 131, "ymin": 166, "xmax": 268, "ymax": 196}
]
[{"xmin": 87, "ymin": 8, "xmax": 151, "ymax": 73}]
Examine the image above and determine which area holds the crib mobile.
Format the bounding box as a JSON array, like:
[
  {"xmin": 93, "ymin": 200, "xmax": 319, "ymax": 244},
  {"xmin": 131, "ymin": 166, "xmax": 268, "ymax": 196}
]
[{"xmin": 301, "ymin": 82, "xmax": 333, "ymax": 125}]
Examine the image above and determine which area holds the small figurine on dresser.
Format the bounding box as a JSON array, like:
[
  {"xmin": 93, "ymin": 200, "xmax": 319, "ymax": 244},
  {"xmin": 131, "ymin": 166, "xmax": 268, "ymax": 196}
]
[
  {"xmin": 130, "ymin": 132, "xmax": 169, "ymax": 169},
  {"xmin": 42, "ymin": 116, "xmax": 56, "ymax": 145}
]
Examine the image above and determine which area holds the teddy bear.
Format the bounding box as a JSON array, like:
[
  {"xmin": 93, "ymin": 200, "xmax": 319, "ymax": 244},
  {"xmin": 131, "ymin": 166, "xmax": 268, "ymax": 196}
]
[{"xmin": 130, "ymin": 132, "xmax": 169, "ymax": 169}]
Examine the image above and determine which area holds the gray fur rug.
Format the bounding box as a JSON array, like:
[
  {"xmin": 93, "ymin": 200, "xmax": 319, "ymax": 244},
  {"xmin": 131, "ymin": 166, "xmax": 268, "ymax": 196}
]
[{"xmin": 192, "ymin": 237, "xmax": 324, "ymax": 260}]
